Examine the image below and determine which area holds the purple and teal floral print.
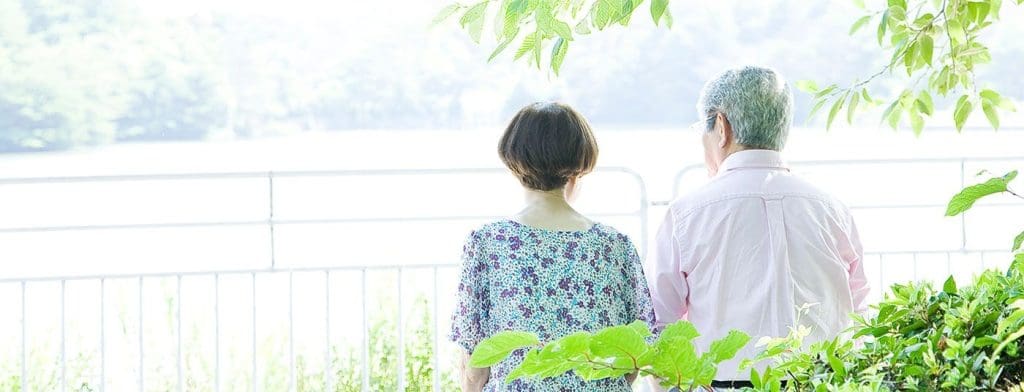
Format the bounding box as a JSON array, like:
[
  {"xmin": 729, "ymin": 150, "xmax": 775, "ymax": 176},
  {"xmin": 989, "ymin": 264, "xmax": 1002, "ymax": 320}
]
[{"xmin": 449, "ymin": 220, "xmax": 655, "ymax": 391}]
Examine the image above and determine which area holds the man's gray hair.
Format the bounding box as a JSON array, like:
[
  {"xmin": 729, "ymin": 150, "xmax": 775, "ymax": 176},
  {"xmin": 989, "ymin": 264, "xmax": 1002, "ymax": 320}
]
[{"xmin": 697, "ymin": 66, "xmax": 794, "ymax": 151}]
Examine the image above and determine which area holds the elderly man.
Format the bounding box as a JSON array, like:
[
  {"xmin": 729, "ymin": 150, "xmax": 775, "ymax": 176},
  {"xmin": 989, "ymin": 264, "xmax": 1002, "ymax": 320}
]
[{"xmin": 646, "ymin": 66, "xmax": 870, "ymax": 388}]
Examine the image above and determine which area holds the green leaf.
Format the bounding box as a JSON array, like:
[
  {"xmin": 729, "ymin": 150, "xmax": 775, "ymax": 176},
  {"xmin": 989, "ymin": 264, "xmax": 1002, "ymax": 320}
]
[
  {"xmin": 1013, "ymin": 230, "xmax": 1024, "ymax": 252},
  {"xmin": 919, "ymin": 34, "xmax": 934, "ymax": 65},
  {"xmin": 943, "ymin": 275, "xmax": 957, "ymax": 294},
  {"xmin": 826, "ymin": 94, "xmax": 847, "ymax": 131},
  {"xmin": 981, "ymin": 89, "xmax": 1016, "ymax": 112},
  {"xmin": 659, "ymin": 320, "xmax": 700, "ymax": 342},
  {"xmin": 662, "ymin": 7, "xmax": 674, "ymax": 28},
  {"xmin": 814, "ymin": 84, "xmax": 838, "ymax": 98},
  {"xmin": 807, "ymin": 98, "xmax": 829, "ymax": 121},
  {"xmin": 651, "ymin": 0, "xmax": 669, "ymax": 25},
  {"xmin": 514, "ymin": 32, "xmax": 537, "ymax": 60},
  {"xmin": 847, "ymin": 90, "xmax": 861, "ymax": 124},
  {"xmin": 592, "ymin": 0, "xmax": 617, "ymax": 30},
  {"xmin": 915, "ymin": 91, "xmax": 934, "ymax": 116},
  {"xmin": 537, "ymin": 8, "xmax": 573, "ymax": 40},
  {"xmin": 459, "ymin": 1, "xmax": 490, "ymax": 43},
  {"xmin": 947, "ymin": 19, "xmax": 966, "ymax": 43},
  {"xmin": 505, "ymin": 350, "xmax": 540, "ymax": 382},
  {"xmin": 945, "ymin": 170, "xmax": 1018, "ymax": 216},
  {"xmin": 850, "ymin": 15, "xmax": 872, "ymax": 35},
  {"xmin": 706, "ymin": 330, "xmax": 751, "ymax": 363},
  {"xmin": 489, "ymin": 38, "xmax": 514, "ymax": 61},
  {"xmin": 532, "ymin": 30, "xmax": 542, "ymax": 68},
  {"xmin": 888, "ymin": 4, "xmax": 906, "ymax": 21},
  {"xmin": 431, "ymin": 4, "xmax": 464, "ymax": 26},
  {"xmin": 878, "ymin": 9, "xmax": 890, "ymax": 45},
  {"xmin": 880, "ymin": 99, "xmax": 901, "ymax": 130},
  {"xmin": 470, "ymin": 331, "xmax": 540, "ymax": 367},
  {"xmin": 903, "ymin": 40, "xmax": 918, "ymax": 75},
  {"xmin": 551, "ymin": 37, "xmax": 569, "ymax": 75},
  {"xmin": 575, "ymin": 19, "xmax": 592, "ymax": 34},
  {"xmin": 909, "ymin": 106, "xmax": 924, "ymax": 136},
  {"xmin": 651, "ymin": 337, "xmax": 699, "ymax": 387},
  {"xmin": 953, "ymin": 94, "xmax": 973, "ymax": 132},
  {"xmin": 795, "ymin": 80, "xmax": 819, "ymax": 94},
  {"xmin": 982, "ymin": 100, "xmax": 1000, "ymax": 130},
  {"xmin": 860, "ymin": 88, "xmax": 874, "ymax": 104},
  {"xmin": 574, "ymin": 365, "xmax": 630, "ymax": 381},
  {"xmin": 589, "ymin": 323, "xmax": 650, "ymax": 361},
  {"xmin": 750, "ymin": 367, "xmax": 762, "ymax": 388},
  {"xmin": 827, "ymin": 345, "xmax": 847, "ymax": 379}
]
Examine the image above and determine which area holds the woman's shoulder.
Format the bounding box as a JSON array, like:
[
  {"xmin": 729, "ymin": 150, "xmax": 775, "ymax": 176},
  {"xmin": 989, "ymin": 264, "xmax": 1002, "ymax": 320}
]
[
  {"xmin": 588, "ymin": 222, "xmax": 633, "ymax": 243},
  {"xmin": 467, "ymin": 219, "xmax": 517, "ymax": 237}
]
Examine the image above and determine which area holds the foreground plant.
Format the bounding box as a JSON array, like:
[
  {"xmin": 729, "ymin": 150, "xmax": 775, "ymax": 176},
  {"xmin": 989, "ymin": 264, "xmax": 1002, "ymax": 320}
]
[
  {"xmin": 742, "ymin": 262, "xmax": 1024, "ymax": 391},
  {"xmin": 468, "ymin": 320, "xmax": 750, "ymax": 390},
  {"xmin": 736, "ymin": 178, "xmax": 1024, "ymax": 391}
]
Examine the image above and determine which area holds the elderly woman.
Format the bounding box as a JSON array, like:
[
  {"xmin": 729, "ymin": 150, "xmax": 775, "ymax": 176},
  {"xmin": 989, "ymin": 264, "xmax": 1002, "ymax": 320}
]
[{"xmin": 449, "ymin": 102, "xmax": 655, "ymax": 392}]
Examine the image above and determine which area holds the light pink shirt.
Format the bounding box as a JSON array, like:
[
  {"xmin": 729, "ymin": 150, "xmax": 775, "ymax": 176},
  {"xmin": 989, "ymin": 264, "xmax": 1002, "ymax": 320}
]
[{"xmin": 647, "ymin": 150, "xmax": 869, "ymax": 381}]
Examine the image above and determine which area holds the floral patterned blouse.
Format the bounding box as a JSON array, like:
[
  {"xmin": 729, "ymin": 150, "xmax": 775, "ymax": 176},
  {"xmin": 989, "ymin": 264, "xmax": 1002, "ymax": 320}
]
[{"xmin": 449, "ymin": 220, "xmax": 655, "ymax": 391}]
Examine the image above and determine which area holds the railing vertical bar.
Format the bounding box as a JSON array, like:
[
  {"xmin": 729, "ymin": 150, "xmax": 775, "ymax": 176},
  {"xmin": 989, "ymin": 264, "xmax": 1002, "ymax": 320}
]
[
  {"xmin": 268, "ymin": 172, "xmax": 276, "ymax": 269},
  {"xmin": 60, "ymin": 280, "xmax": 66, "ymax": 392},
  {"xmin": 638, "ymin": 174, "xmax": 650, "ymax": 259},
  {"xmin": 177, "ymin": 275, "xmax": 183, "ymax": 392},
  {"xmin": 980, "ymin": 251, "xmax": 986, "ymax": 271},
  {"xmin": 960, "ymin": 159, "xmax": 968, "ymax": 250},
  {"xmin": 878, "ymin": 255, "xmax": 885, "ymax": 293},
  {"xmin": 946, "ymin": 253, "xmax": 953, "ymax": 276},
  {"xmin": 912, "ymin": 253, "xmax": 919, "ymax": 281},
  {"xmin": 397, "ymin": 268, "xmax": 405, "ymax": 392},
  {"xmin": 324, "ymin": 271, "xmax": 332, "ymax": 392},
  {"xmin": 214, "ymin": 274, "xmax": 221, "ymax": 392},
  {"xmin": 100, "ymin": 278, "xmax": 105, "ymax": 392},
  {"xmin": 432, "ymin": 267, "xmax": 440, "ymax": 392},
  {"xmin": 361, "ymin": 269, "xmax": 369, "ymax": 392},
  {"xmin": 21, "ymin": 281, "xmax": 27, "ymax": 392},
  {"xmin": 251, "ymin": 273, "xmax": 258, "ymax": 392},
  {"xmin": 139, "ymin": 277, "xmax": 144, "ymax": 392},
  {"xmin": 288, "ymin": 271, "xmax": 295, "ymax": 392}
]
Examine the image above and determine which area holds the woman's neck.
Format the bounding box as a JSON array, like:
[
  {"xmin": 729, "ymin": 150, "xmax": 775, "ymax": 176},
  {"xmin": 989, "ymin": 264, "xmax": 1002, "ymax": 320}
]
[
  {"xmin": 514, "ymin": 187, "xmax": 592, "ymax": 231},
  {"xmin": 523, "ymin": 188, "xmax": 571, "ymax": 210}
]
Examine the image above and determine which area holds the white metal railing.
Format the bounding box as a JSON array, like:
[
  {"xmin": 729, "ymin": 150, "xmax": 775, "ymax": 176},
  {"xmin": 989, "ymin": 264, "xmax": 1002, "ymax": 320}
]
[
  {"xmin": 0, "ymin": 167, "xmax": 649, "ymax": 392},
  {"xmin": 2, "ymin": 158, "xmax": 1022, "ymax": 391}
]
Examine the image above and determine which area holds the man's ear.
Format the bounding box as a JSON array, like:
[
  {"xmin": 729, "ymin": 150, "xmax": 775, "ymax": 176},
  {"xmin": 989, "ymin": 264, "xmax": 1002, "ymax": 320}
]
[{"xmin": 716, "ymin": 113, "xmax": 731, "ymax": 149}]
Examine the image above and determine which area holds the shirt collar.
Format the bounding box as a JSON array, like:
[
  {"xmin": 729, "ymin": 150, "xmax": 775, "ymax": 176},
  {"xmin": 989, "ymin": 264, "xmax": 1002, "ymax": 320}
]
[{"xmin": 717, "ymin": 149, "xmax": 789, "ymax": 174}]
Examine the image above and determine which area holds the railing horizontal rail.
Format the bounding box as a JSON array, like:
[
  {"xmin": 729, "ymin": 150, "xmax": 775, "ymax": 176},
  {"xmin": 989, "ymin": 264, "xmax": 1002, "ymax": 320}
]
[
  {"xmin": 0, "ymin": 263, "xmax": 460, "ymax": 284},
  {"xmin": 0, "ymin": 167, "xmax": 648, "ymax": 185},
  {"xmin": 0, "ymin": 212, "xmax": 644, "ymax": 234}
]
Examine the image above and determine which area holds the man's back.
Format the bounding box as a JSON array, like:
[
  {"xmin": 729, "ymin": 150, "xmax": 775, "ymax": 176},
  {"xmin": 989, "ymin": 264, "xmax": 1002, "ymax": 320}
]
[{"xmin": 647, "ymin": 150, "xmax": 870, "ymax": 380}]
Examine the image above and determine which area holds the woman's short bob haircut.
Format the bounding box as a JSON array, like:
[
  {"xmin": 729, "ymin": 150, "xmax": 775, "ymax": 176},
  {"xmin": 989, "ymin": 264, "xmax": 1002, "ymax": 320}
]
[{"xmin": 499, "ymin": 102, "xmax": 599, "ymax": 191}]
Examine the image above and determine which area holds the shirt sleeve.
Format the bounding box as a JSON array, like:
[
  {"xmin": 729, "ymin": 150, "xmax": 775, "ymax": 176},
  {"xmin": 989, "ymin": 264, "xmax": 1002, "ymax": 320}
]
[
  {"xmin": 645, "ymin": 208, "xmax": 690, "ymax": 331},
  {"xmin": 448, "ymin": 231, "xmax": 489, "ymax": 352},
  {"xmin": 623, "ymin": 239, "xmax": 656, "ymax": 328},
  {"xmin": 842, "ymin": 214, "xmax": 870, "ymax": 314}
]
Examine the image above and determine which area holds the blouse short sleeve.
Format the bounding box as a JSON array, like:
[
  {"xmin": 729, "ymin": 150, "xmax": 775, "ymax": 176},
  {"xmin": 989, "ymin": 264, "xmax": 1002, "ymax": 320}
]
[
  {"xmin": 448, "ymin": 231, "xmax": 490, "ymax": 352},
  {"xmin": 624, "ymin": 239, "xmax": 657, "ymax": 329}
]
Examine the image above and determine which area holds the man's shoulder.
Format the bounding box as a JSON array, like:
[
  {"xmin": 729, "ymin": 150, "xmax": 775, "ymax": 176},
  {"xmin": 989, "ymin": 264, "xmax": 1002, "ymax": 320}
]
[{"xmin": 668, "ymin": 171, "xmax": 852, "ymax": 220}]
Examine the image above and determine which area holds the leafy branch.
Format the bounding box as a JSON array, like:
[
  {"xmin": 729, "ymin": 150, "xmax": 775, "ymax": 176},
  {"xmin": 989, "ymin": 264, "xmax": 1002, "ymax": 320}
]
[
  {"xmin": 801, "ymin": 0, "xmax": 1021, "ymax": 134},
  {"xmin": 946, "ymin": 170, "xmax": 1024, "ymax": 253},
  {"xmin": 468, "ymin": 320, "xmax": 750, "ymax": 390},
  {"xmin": 435, "ymin": 0, "xmax": 672, "ymax": 75}
]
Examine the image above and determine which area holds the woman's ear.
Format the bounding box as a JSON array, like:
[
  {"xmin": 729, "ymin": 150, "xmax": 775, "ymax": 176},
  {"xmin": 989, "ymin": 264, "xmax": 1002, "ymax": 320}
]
[{"xmin": 564, "ymin": 176, "xmax": 580, "ymax": 202}]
